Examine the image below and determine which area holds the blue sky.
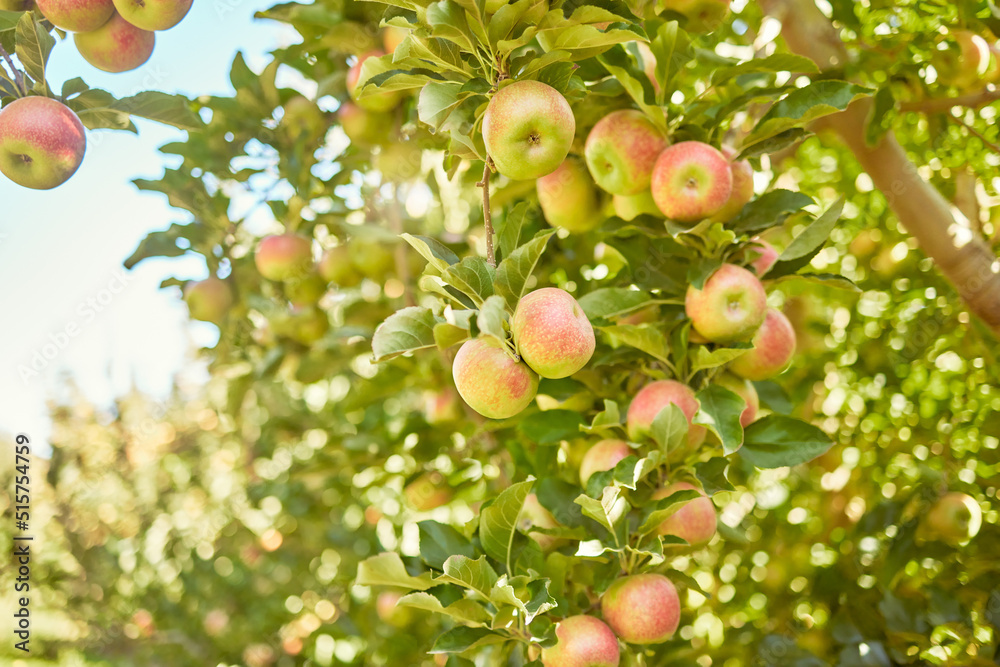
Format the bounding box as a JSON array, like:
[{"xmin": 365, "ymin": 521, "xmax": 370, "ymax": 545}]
[{"xmin": 0, "ymin": 0, "xmax": 295, "ymax": 448}]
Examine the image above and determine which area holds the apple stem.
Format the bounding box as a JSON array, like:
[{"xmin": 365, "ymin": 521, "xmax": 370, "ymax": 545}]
[
  {"xmin": 0, "ymin": 44, "xmax": 26, "ymax": 97},
  {"xmin": 478, "ymin": 159, "xmax": 496, "ymax": 268}
]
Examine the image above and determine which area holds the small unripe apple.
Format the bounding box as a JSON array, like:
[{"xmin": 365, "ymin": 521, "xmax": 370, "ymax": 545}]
[
  {"xmin": 347, "ymin": 50, "xmax": 402, "ymax": 112},
  {"xmin": 512, "ymin": 288, "xmax": 595, "ymax": 379},
  {"xmin": 925, "ymin": 492, "xmax": 982, "ymax": 546},
  {"xmin": 626, "ymin": 380, "xmax": 706, "ymax": 447},
  {"xmin": 708, "ymin": 146, "xmax": 753, "ymax": 223},
  {"xmin": 536, "ymin": 156, "xmax": 603, "ymax": 233},
  {"xmin": 728, "ymin": 307, "xmax": 796, "ymax": 380},
  {"xmin": 112, "ymin": 0, "xmax": 191, "ymax": 31},
  {"xmin": 746, "ymin": 237, "xmax": 778, "ymax": 277},
  {"xmin": 376, "ymin": 590, "xmax": 414, "ymax": 627},
  {"xmin": 652, "ymin": 482, "xmax": 716, "ymax": 546},
  {"xmin": 651, "ymin": 141, "xmax": 732, "ymax": 224},
  {"xmin": 375, "ymin": 140, "xmax": 423, "ymax": 182},
  {"xmin": 600, "ymin": 573, "xmax": 680, "ymax": 644},
  {"xmin": 482, "ymin": 80, "xmax": 575, "ymax": 181},
  {"xmin": 519, "ymin": 493, "xmax": 563, "ymax": 550},
  {"xmin": 318, "ymin": 246, "xmax": 362, "ymax": 287},
  {"xmin": 934, "ymin": 30, "xmax": 991, "ymax": 89},
  {"xmin": 183, "ymin": 277, "xmax": 232, "ymax": 323},
  {"xmin": 404, "ymin": 471, "xmax": 453, "ymax": 511},
  {"xmin": 255, "ymin": 234, "xmax": 313, "ymax": 282},
  {"xmin": 584, "ymin": 109, "xmax": 668, "ymax": 196},
  {"xmin": 452, "ymin": 337, "xmax": 538, "ymax": 419},
  {"xmin": 580, "ymin": 439, "xmax": 631, "ymax": 486},
  {"xmin": 382, "ymin": 25, "xmax": 409, "ymax": 54},
  {"xmin": 285, "ymin": 307, "xmax": 329, "ymax": 345},
  {"xmin": 36, "ymin": 0, "xmax": 114, "ymax": 32},
  {"xmin": 613, "ymin": 191, "xmax": 662, "ymax": 221},
  {"xmin": 281, "ymin": 96, "xmax": 326, "ymax": 144},
  {"xmin": 660, "ymin": 0, "xmax": 730, "ymax": 32},
  {"xmin": 0, "ymin": 97, "xmax": 86, "ymax": 190},
  {"xmin": 714, "ymin": 373, "xmax": 758, "ymax": 427},
  {"xmin": 338, "ymin": 102, "xmax": 391, "ymax": 147},
  {"xmin": 74, "ymin": 12, "xmax": 154, "ymax": 73},
  {"xmin": 348, "ymin": 239, "xmax": 395, "ymax": 281},
  {"xmin": 285, "ymin": 273, "xmax": 327, "ymax": 307},
  {"xmin": 540, "ymin": 615, "xmax": 620, "ymax": 667},
  {"xmin": 685, "ymin": 263, "xmax": 767, "ymax": 344}
]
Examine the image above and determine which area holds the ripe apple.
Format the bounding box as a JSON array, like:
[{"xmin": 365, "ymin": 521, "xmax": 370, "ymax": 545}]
[
  {"xmin": 452, "ymin": 337, "xmax": 538, "ymax": 419},
  {"xmin": 652, "ymin": 482, "xmax": 717, "ymax": 546},
  {"xmin": 660, "ymin": 0, "xmax": 730, "ymax": 32},
  {"xmin": 112, "ymin": 0, "xmax": 191, "ymax": 31},
  {"xmin": 728, "ymin": 307, "xmax": 796, "ymax": 380},
  {"xmin": 626, "ymin": 379, "xmax": 706, "ymax": 447},
  {"xmin": 183, "ymin": 277, "xmax": 232, "ymax": 323},
  {"xmin": 685, "ymin": 263, "xmax": 767, "ymax": 343},
  {"xmin": 281, "ymin": 96, "xmax": 326, "ymax": 144},
  {"xmin": 382, "ymin": 26, "xmax": 408, "ymax": 54},
  {"xmin": 925, "ymin": 492, "xmax": 982, "ymax": 546},
  {"xmin": 348, "ymin": 239, "xmax": 395, "ymax": 281},
  {"xmin": 541, "ymin": 615, "xmax": 620, "ymax": 667},
  {"xmin": 347, "ymin": 50, "xmax": 402, "ymax": 113},
  {"xmin": 746, "ymin": 237, "xmax": 778, "ymax": 276},
  {"xmin": 74, "ymin": 12, "xmax": 154, "ymax": 73},
  {"xmin": 536, "ymin": 156, "xmax": 603, "ymax": 233},
  {"xmin": 404, "ymin": 471, "xmax": 453, "ymax": 511},
  {"xmin": 519, "ymin": 493, "xmax": 563, "ymax": 550},
  {"xmin": 580, "ymin": 439, "xmax": 632, "ymax": 486},
  {"xmin": 600, "ymin": 573, "xmax": 680, "ymax": 644},
  {"xmin": 650, "ymin": 141, "xmax": 732, "ymax": 224},
  {"xmin": 935, "ymin": 30, "xmax": 991, "ymax": 89},
  {"xmin": 613, "ymin": 191, "xmax": 662, "ymax": 221},
  {"xmin": 424, "ymin": 388, "xmax": 460, "ymax": 424},
  {"xmin": 708, "ymin": 146, "xmax": 753, "ymax": 223},
  {"xmin": 714, "ymin": 373, "xmax": 758, "ymax": 427},
  {"xmin": 376, "ymin": 590, "xmax": 414, "ymax": 627},
  {"xmin": 338, "ymin": 102, "xmax": 390, "ymax": 147},
  {"xmin": 36, "ymin": 0, "xmax": 114, "ymax": 32},
  {"xmin": 318, "ymin": 246, "xmax": 362, "ymax": 287},
  {"xmin": 584, "ymin": 109, "xmax": 668, "ymax": 196},
  {"xmin": 255, "ymin": 234, "xmax": 313, "ymax": 282},
  {"xmin": 0, "ymin": 97, "xmax": 86, "ymax": 190},
  {"xmin": 482, "ymin": 80, "xmax": 575, "ymax": 181},
  {"xmin": 512, "ymin": 287, "xmax": 595, "ymax": 379}
]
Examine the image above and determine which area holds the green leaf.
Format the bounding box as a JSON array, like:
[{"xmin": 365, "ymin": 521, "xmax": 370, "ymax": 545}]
[
  {"xmin": 650, "ymin": 21, "xmax": 693, "ymax": 103},
  {"xmin": 597, "ymin": 44, "xmax": 664, "ymax": 128},
  {"xmin": 694, "ymin": 457, "xmax": 734, "ymax": 494},
  {"xmin": 434, "ymin": 322, "xmax": 471, "ymax": 349},
  {"xmin": 402, "ymin": 233, "xmax": 461, "ymax": 269},
  {"xmin": 581, "ymin": 400, "xmax": 622, "ymax": 434},
  {"xmin": 111, "ymin": 91, "xmax": 204, "ymax": 131},
  {"xmin": 398, "ymin": 592, "xmax": 492, "ymax": 626},
  {"xmin": 15, "ymin": 13, "xmax": 54, "ymax": 95},
  {"xmin": 0, "ymin": 10, "xmax": 24, "ymax": 32},
  {"xmin": 637, "ymin": 489, "xmax": 701, "ymax": 534},
  {"xmin": 691, "ymin": 343, "xmax": 752, "ymax": 372},
  {"xmin": 479, "ymin": 480, "xmax": 534, "ymax": 573},
  {"xmin": 650, "ymin": 403, "xmax": 689, "ymax": 456},
  {"xmin": 444, "ymin": 256, "xmax": 496, "ymax": 305},
  {"xmin": 429, "ymin": 627, "xmax": 505, "ymax": 654},
  {"xmin": 744, "ymin": 81, "xmax": 871, "ymax": 149},
  {"xmin": 496, "ymin": 202, "xmax": 533, "ymax": 260},
  {"xmin": 574, "ymin": 486, "xmax": 628, "ymax": 539},
  {"xmin": 356, "ymin": 553, "xmax": 435, "ymax": 590},
  {"xmin": 597, "ymin": 324, "xmax": 670, "ymax": 363},
  {"xmin": 436, "ymin": 555, "xmax": 499, "ymax": 599},
  {"xmin": 372, "ymin": 306, "xmax": 439, "ymax": 362},
  {"xmin": 418, "ymin": 520, "xmax": 478, "ymax": 570},
  {"xmin": 475, "ymin": 294, "xmax": 508, "ymax": 345},
  {"xmin": 578, "ymin": 288, "xmax": 652, "ymax": 320},
  {"xmin": 687, "ymin": 257, "xmax": 722, "ymax": 290},
  {"xmin": 712, "ymin": 53, "xmax": 818, "ymax": 86},
  {"xmin": 729, "ymin": 190, "xmax": 814, "ymax": 235},
  {"xmin": 494, "ymin": 230, "xmax": 555, "ymax": 311},
  {"xmin": 518, "ymin": 410, "xmax": 584, "ymax": 444},
  {"xmin": 418, "ymin": 81, "xmax": 465, "ymax": 129},
  {"xmin": 754, "ymin": 381, "xmax": 793, "ymax": 415},
  {"xmin": 772, "ymin": 272, "xmax": 860, "ymax": 292},
  {"xmin": 778, "ymin": 197, "xmax": 845, "ymax": 261},
  {"xmin": 426, "ymin": 0, "xmax": 476, "ymax": 51},
  {"xmin": 740, "ymin": 415, "xmax": 833, "ymax": 469},
  {"xmin": 694, "ymin": 385, "xmax": 745, "ymax": 456}
]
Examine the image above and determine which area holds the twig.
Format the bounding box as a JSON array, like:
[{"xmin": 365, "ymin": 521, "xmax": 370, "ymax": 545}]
[
  {"xmin": 947, "ymin": 113, "xmax": 1000, "ymax": 156},
  {"xmin": 0, "ymin": 43, "xmax": 26, "ymax": 97},
  {"xmin": 899, "ymin": 87, "xmax": 1000, "ymax": 114},
  {"xmin": 478, "ymin": 159, "xmax": 496, "ymax": 268}
]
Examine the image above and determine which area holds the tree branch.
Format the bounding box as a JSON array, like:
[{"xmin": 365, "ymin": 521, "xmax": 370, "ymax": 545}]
[
  {"xmin": 0, "ymin": 43, "xmax": 26, "ymax": 97},
  {"xmin": 947, "ymin": 113, "xmax": 1000, "ymax": 156},
  {"xmin": 478, "ymin": 159, "xmax": 496, "ymax": 268},
  {"xmin": 899, "ymin": 88, "xmax": 1000, "ymax": 114},
  {"xmin": 760, "ymin": 0, "xmax": 1000, "ymax": 336}
]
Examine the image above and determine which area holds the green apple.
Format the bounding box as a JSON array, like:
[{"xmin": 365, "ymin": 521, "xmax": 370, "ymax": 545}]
[
  {"xmin": 613, "ymin": 190, "xmax": 662, "ymax": 221},
  {"xmin": 347, "ymin": 50, "xmax": 402, "ymax": 113},
  {"xmin": 652, "ymin": 482, "xmax": 716, "ymax": 545},
  {"xmin": 348, "ymin": 239, "xmax": 395, "ymax": 281},
  {"xmin": 375, "ymin": 140, "xmax": 423, "ymax": 182},
  {"xmin": 255, "ymin": 234, "xmax": 314, "ymax": 282},
  {"xmin": 338, "ymin": 101, "xmax": 390, "ymax": 147},
  {"xmin": 111, "ymin": 0, "xmax": 191, "ymax": 31},
  {"xmin": 281, "ymin": 96, "xmax": 326, "ymax": 144},
  {"xmin": 285, "ymin": 273, "xmax": 327, "ymax": 307},
  {"xmin": 728, "ymin": 307, "xmax": 797, "ymax": 380},
  {"xmin": 483, "ymin": 80, "xmax": 575, "ymax": 181},
  {"xmin": 452, "ymin": 337, "xmax": 538, "ymax": 419},
  {"xmin": 536, "ymin": 156, "xmax": 603, "ymax": 232},
  {"xmin": 925, "ymin": 492, "xmax": 982, "ymax": 546},
  {"xmin": 36, "ymin": 0, "xmax": 114, "ymax": 32},
  {"xmin": 0, "ymin": 97, "xmax": 86, "ymax": 190},
  {"xmin": 541, "ymin": 615, "xmax": 619, "ymax": 667},
  {"xmin": 626, "ymin": 379, "xmax": 706, "ymax": 447},
  {"xmin": 600, "ymin": 573, "xmax": 680, "ymax": 644},
  {"xmin": 685, "ymin": 263, "xmax": 767, "ymax": 343},
  {"xmin": 183, "ymin": 277, "xmax": 232, "ymax": 323},
  {"xmin": 579, "ymin": 439, "xmax": 631, "ymax": 486},
  {"xmin": 74, "ymin": 12, "xmax": 154, "ymax": 73},
  {"xmin": 659, "ymin": 0, "xmax": 730, "ymax": 32},
  {"xmin": 651, "ymin": 141, "xmax": 732, "ymax": 224},
  {"xmin": 512, "ymin": 287, "xmax": 595, "ymax": 379},
  {"xmin": 584, "ymin": 109, "xmax": 668, "ymax": 195},
  {"xmin": 318, "ymin": 246, "xmax": 362, "ymax": 287}
]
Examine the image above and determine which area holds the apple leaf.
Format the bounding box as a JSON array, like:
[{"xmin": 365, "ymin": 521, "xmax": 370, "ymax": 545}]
[
  {"xmin": 739, "ymin": 415, "xmax": 834, "ymax": 469},
  {"xmin": 436, "ymin": 555, "xmax": 499, "ymax": 600},
  {"xmin": 580, "ymin": 399, "xmax": 623, "ymax": 435},
  {"xmin": 402, "ymin": 233, "xmax": 461, "ymax": 270},
  {"xmin": 112, "ymin": 91, "xmax": 204, "ymax": 131},
  {"xmin": 475, "ymin": 294, "xmax": 508, "ymax": 344},
  {"xmin": 14, "ymin": 13, "xmax": 53, "ymax": 96},
  {"xmin": 694, "ymin": 385, "xmax": 745, "ymax": 456},
  {"xmin": 479, "ymin": 480, "xmax": 533, "ymax": 573},
  {"xmin": 574, "ymin": 486, "xmax": 629, "ymax": 541},
  {"xmin": 518, "ymin": 410, "xmax": 584, "ymax": 444},
  {"xmin": 578, "ymin": 287, "xmax": 653, "ymax": 320},
  {"xmin": 777, "ymin": 197, "xmax": 845, "ymax": 261},
  {"xmin": 429, "ymin": 627, "xmax": 505, "ymax": 654},
  {"xmin": 356, "ymin": 552, "xmax": 435, "ymax": 590},
  {"xmin": 743, "ymin": 81, "xmax": 872, "ymax": 149},
  {"xmin": 637, "ymin": 489, "xmax": 701, "ymax": 535},
  {"xmin": 650, "ymin": 20, "xmax": 693, "ymax": 105},
  {"xmin": 650, "ymin": 403, "xmax": 689, "ymax": 457},
  {"xmin": 494, "ymin": 230, "xmax": 555, "ymax": 311},
  {"xmin": 495, "ymin": 201, "xmax": 533, "ymax": 261},
  {"xmin": 729, "ymin": 189, "xmax": 814, "ymax": 235},
  {"xmin": 0, "ymin": 10, "xmax": 24, "ymax": 32},
  {"xmin": 443, "ymin": 256, "xmax": 496, "ymax": 306},
  {"xmin": 418, "ymin": 520, "xmax": 478, "ymax": 570},
  {"xmin": 597, "ymin": 44, "xmax": 665, "ymax": 130},
  {"xmin": 691, "ymin": 343, "xmax": 752, "ymax": 372},
  {"xmin": 711, "ymin": 53, "xmax": 818, "ymax": 86},
  {"xmin": 597, "ymin": 324, "xmax": 670, "ymax": 363},
  {"xmin": 372, "ymin": 306, "xmax": 439, "ymax": 362},
  {"xmin": 397, "ymin": 592, "xmax": 492, "ymax": 626},
  {"xmin": 694, "ymin": 457, "xmax": 735, "ymax": 494}
]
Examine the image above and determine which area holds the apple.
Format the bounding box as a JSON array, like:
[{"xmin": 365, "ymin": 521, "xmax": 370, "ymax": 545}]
[
  {"xmin": 74, "ymin": 12, "xmax": 154, "ymax": 73},
  {"xmin": 652, "ymin": 482, "xmax": 716, "ymax": 546},
  {"xmin": 318, "ymin": 246, "xmax": 362, "ymax": 287},
  {"xmin": 613, "ymin": 190, "xmax": 662, "ymax": 221},
  {"xmin": 926, "ymin": 492, "xmax": 982, "ymax": 546},
  {"xmin": 584, "ymin": 109, "xmax": 668, "ymax": 196},
  {"xmin": 580, "ymin": 439, "xmax": 631, "ymax": 486},
  {"xmin": 685, "ymin": 263, "xmax": 767, "ymax": 344},
  {"xmin": 338, "ymin": 102, "xmax": 390, "ymax": 147},
  {"xmin": 482, "ymin": 80, "xmax": 575, "ymax": 181},
  {"xmin": 404, "ymin": 471, "xmax": 453, "ymax": 511},
  {"xmin": 281, "ymin": 96, "xmax": 326, "ymax": 144},
  {"xmin": 600, "ymin": 573, "xmax": 680, "ymax": 644},
  {"xmin": 0, "ymin": 97, "xmax": 86, "ymax": 190},
  {"xmin": 452, "ymin": 337, "xmax": 538, "ymax": 419},
  {"xmin": 183, "ymin": 277, "xmax": 232, "ymax": 323},
  {"xmin": 512, "ymin": 287, "xmax": 595, "ymax": 379},
  {"xmin": 935, "ymin": 30, "xmax": 991, "ymax": 89},
  {"xmin": 285, "ymin": 307, "xmax": 329, "ymax": 345},
  {"xmin": 746, "ymin": 237, "xmax": 778, "ymax": 276},
  {"xmin": 618, "ymin": 305, "xmax": 658, "ymax": 326},
  {"xmin": 728, "ymin": 307, "xmax": 796, "ymax": 380},
  {"xmin": 382, "ymin": 26, "xmax": 409, "ymax": 54},
  {"xmin": 536, "ymin": 156, "xmax": 603, "ymax": 233},
  {"xmin": 285, "ymin": 274, "xmax": 327, "ymax": 307},
  {"xmin": 650, "ymin": 141, "xmax": 732, "ymax": 224},
  {"xmin": 111, "ymin": 0, "xmax": 190, "ymax": 31},
  {"xmin": 708, "ymin": 146, "xmax": 753, "ymax": 223},
  {"xmin": 376, "ymin": 590, "xmax": 414, "ymax": 627},
  {"xmin": 660, "ymin": 0, "xmax": 730, "ymax": 32},
  {"xmin": 714, "ymin": 373, "xmax": 758, "ymax": 427},
  {"xmin": 255, "ymin": 234, "xmax": 313, "ymax": 282},
  {"xmin": 635, "ymin": 41, "xmax": 660, "ymax": 95},
  {"xmin": 36, "ymin": 0, "xmax": 114, "ymax": 32},
  {"xmin": 347, "ymin": 50, "xmax": 402, "ymax": 113},
  {"xmin": 626, "ymin": 379, "xmax": 706, "ymax": 447},
  {"xmin": 348, "ymin": 239, "xmax": 395, "ymax": 281},
  {"xmin": 541, "ymin": 615, "xmax": 620, "ymax": 667},
  {"xmin": 519, "ymin": 493, "xmax": 563, "ymax": 550},
  {"xmin": 424, "ymin": 388, "xmax": 461, "ymax": 424},
  {"xmin": 375, "ymin": 140, "xmax": 423, "ymax": 182}
]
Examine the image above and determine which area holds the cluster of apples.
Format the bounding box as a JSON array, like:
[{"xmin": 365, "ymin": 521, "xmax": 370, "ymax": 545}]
[
  {"xmin": 452, "ymin": 287, "xmax": 595, "ymax": 419},
  {"xmin": 34, "ymin": 0, "xmax": 191, "ymax": 73},
  {"xmin": 337, "ymin": 28, "xmax": 408, "ymax": 146}
]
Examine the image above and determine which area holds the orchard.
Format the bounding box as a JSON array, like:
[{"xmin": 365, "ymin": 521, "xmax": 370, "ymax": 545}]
[{"xmin": 2, "ymin": 0, "xmax": 1000, "ymax": 666}]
